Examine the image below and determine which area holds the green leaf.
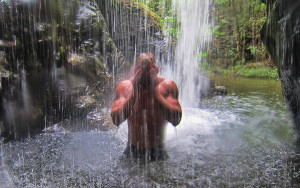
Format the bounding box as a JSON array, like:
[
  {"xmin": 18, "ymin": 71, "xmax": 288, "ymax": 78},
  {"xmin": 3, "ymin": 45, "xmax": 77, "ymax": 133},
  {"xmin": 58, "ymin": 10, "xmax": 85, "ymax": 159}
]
[{"xmin": 198, "ymin": 52, "xmax": 208, "ymax": 58}]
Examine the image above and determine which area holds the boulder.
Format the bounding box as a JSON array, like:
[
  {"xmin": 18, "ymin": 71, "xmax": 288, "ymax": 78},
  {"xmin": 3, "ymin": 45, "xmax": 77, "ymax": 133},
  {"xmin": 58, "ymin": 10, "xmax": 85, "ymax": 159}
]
[{"xmin": 213, "ymin": 86, "xmax": 227, "ymax": 96}]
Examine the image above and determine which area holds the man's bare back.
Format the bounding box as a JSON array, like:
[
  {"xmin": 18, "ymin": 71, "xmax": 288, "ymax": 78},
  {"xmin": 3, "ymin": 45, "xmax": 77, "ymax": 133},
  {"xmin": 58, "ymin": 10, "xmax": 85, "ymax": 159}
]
[{"xmin": 111, "ymin": 53, "xmax": 182, "ymax": 158}]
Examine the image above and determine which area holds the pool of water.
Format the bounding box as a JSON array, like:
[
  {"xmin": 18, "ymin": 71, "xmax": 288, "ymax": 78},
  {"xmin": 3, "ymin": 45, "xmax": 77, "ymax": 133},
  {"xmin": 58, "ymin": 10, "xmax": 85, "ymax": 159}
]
[{"xmin": 1, "ymin": 75, "xmax": 299, "ymax": 187}]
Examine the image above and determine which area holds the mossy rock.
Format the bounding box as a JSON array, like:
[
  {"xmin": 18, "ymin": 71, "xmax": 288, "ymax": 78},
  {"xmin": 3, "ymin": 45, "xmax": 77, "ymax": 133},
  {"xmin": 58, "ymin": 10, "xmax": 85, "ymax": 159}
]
[{"xmin": 115, "ymin": 0, "xmax": 163, "ymax": 31}]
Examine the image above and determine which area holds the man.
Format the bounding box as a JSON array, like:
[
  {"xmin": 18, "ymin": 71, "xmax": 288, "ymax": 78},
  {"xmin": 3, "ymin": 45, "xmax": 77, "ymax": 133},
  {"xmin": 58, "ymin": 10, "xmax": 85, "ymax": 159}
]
[{"xmin": 111, "ymin": 53, "xmax": 182, "ymax": 161}]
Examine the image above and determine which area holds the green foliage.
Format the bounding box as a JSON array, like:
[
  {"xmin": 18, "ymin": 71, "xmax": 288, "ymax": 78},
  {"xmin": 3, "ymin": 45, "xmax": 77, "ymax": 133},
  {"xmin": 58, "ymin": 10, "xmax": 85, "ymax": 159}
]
[
  {"xmin": 210, "ymin": 28, "xmax": 223, "ymax": 35},
  {"xmin": 135, "ymin": 0, "xmax": 173, "ymax": 17},
  {"xmin": 214, "ymin": 0, "xmax": 229, "ymax": 5},
  {"xmin": 200, "ymin": 61, "xmax": 210, "ymax": 71},
  {"xmin": 198, "ymin": 52, "xmax": 208, "ymax": 58},
  {"xmin": 210, "ymin": 0, "xmax": 269, "ymax": 68},
  {"xmin": 248, "ymin": 46, "xmax": 260, "ymax": 56},
  {"xmin": 134, "ymin": 0, "xmax": 179, "ymax": 39},
  {"xmin": 210, "ymin": 65, "xmax": 279, "ymax": 79},
  {"xmin": 237, "ymin": 68, "xmax": 278, "ymax": 78},
  {"xmin": 164, "ymin": 15, "xmax": 179, "ymax": 38},
  {"xmin": 257, "ymin": 3, "xmax": 266, "ymax": 10},
  {"xmin": 132, "ymin": 0, "xmax": 274, "ymax": 79}
]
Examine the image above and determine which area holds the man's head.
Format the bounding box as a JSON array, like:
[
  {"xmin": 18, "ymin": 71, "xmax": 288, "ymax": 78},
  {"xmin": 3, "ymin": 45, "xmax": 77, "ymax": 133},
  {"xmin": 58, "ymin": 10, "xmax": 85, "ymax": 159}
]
[{"xmin": 134, "ymin": 53, "xmax": 159, "ymax": 86}]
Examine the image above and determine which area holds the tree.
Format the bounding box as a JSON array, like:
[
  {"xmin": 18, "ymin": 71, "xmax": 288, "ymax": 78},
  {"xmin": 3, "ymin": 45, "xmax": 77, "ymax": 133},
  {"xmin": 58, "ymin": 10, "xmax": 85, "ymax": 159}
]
[{"xmin": 211, "ymin": 0, "xmax": 267, "ymax": 67}]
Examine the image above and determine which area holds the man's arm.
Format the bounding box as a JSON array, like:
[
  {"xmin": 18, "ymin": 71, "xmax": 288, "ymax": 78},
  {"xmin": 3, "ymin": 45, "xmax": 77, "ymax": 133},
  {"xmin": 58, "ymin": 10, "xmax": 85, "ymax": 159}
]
[
  {"xmin": 155, "ymin": 80, "xmax": 182, "ymax": 126},
  {"xmin": 111, "ymin": 80, "xmax": 134, "ymax": 126}
]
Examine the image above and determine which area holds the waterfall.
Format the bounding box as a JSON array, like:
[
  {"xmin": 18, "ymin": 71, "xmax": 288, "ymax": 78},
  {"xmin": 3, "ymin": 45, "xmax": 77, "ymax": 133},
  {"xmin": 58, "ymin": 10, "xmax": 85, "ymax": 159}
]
[
  {"xmin": 21, "ymin": 67, "xmax": 30, "ymax": 112},
  {"xmin": 161, "ymin": 0, "xmax": 213, "ymax": 107}
]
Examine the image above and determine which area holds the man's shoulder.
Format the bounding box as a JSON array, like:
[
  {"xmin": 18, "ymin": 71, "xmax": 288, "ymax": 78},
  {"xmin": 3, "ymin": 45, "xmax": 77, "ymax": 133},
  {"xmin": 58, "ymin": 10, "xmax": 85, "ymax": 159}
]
[
  {"xmin": 119, "ymin": 80, "xmax": 131, "ymax": 84},
  {"xmin": 157, "ymin": 76, "xmax": 167, "ymax": 83},
  {"xmin": 116, "ymin": 79, "xmax": 133, "ymax": 92},
  {"xmin": 158, "ymin": 77, "xmax": 177, "ymax": 87}
]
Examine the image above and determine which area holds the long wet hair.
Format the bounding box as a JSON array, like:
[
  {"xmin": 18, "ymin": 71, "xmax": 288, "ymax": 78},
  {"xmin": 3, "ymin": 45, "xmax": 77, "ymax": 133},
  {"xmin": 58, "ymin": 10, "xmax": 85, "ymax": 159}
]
[
  {"xmin": 135, "ymin": 53, "xmax": 157, "ymax": 70},
  {"xmin": 134, "ymin": 53, "xmax": 158, "ymax": 86}
]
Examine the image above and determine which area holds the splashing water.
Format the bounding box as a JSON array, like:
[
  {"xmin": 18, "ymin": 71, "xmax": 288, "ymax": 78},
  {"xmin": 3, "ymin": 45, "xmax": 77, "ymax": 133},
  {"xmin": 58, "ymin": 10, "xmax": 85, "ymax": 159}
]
[{"xmin": 1, "ymin": 84, "xmax": 298, "ymax": 187}]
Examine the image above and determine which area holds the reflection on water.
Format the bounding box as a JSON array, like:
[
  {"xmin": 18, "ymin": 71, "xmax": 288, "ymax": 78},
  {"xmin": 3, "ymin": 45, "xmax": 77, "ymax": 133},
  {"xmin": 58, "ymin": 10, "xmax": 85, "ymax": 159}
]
[{"xmin": 0, "ymin": 76, "xmax": 299, "ymax": 187}]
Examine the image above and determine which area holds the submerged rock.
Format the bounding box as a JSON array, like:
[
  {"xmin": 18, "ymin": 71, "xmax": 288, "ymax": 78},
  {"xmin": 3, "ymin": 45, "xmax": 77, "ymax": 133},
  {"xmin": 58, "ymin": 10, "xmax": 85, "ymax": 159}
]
[
  {"xmin": 213, "ymin": 86, "xmax": 227, "ymax": 96},
  {"xmin": 44, "ymin": 123, "xmax": 68, "ymax": 133},
  {"xmin": 87, "ymin": 110, "xmax": 116, "ymax": 131}
]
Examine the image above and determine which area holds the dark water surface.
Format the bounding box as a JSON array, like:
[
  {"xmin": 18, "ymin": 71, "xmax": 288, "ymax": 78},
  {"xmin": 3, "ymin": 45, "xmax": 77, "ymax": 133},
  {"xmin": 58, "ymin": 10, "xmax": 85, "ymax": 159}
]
[{"xmin": 1, "ymin": 75, "xmax": 299, "ymax": 187}]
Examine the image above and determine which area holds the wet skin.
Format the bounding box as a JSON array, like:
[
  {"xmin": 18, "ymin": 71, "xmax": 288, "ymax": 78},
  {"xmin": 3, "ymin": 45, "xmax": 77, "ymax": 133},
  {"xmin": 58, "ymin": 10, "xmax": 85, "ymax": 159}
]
[{"xmin": 111, "ymin": 53, "xmax": 182, "ymax": 149}]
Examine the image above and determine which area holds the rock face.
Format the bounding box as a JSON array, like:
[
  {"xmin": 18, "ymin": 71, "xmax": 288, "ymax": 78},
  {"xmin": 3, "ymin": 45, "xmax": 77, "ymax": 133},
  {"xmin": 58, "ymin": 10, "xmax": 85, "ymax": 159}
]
[
  {"xmin": 0, "ymin": 0, "xmax": 165, "ymax": 140},
  {"xmin": 261, "ymin": 0, "xmax": 300, "ymax": 135},
  {"xmin": 98, "ymin": 0, "xmax": 165, "ymax": 64}
]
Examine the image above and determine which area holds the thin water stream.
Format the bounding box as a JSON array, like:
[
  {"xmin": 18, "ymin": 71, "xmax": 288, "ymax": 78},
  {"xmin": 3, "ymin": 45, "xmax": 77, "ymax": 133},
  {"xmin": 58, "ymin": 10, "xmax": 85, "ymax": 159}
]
[{"xmin": 1, "ymin": 75, "xmax": 299, "ymax": 187}]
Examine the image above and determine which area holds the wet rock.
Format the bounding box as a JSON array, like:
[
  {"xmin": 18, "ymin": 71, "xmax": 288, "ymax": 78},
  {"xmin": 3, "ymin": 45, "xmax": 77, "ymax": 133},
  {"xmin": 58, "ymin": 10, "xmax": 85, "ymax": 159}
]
[
  {"xmin": 261, "ymin": 0, "xmax": 300, "ymax": 134},
  {"xmin": 44, "ymin": 108, "xmax": 116, "ymax": 133},
  {"xmin": 44, "ymin": 123, "xmax": 68, "ymax": 133},
  {"xmin": 197, "ymin": 75, "xmax": 227, "ymax": 99},
  {"xmin": 0, "ymin": 1, "xmax": 112, "ymax": 139},
  {"xmin": 0, "ymin": 39, "xmax": 16, "ymax": 47},
  {"xmin": 98, "ymin": 0, "xmax": 167, "ymax": 64},
  {"xmin": 0, "ymin": 51, "xmax": 10, "ymax": 83},
  {"xmin": 213, "ymin": 86, "xmax": 228, "ymax": 96},
  {"xmin": 76, "ymin": 96, "xmax": 96, "ymax": 110},
  {"xmin": 87, "ymin": 109, "xmax": 117, "ymax": 131},
  {"xmin": 197, "ymin": 73, "xmax": 215, "ymax": 99},
  {"xmin": 0, "ymin": 0, "xmax": 165, "ymax": 140}
]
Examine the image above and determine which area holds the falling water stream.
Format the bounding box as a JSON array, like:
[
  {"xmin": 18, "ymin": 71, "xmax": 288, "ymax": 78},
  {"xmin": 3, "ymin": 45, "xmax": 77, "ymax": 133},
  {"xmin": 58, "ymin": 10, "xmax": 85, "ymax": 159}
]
[
  {"xmin": 161, "ymin": 0, "xmax": 212, "ymax": 107},
  {"xmin": 0, "ymin": 0, "xmax": 299, "ymax": 187}
]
